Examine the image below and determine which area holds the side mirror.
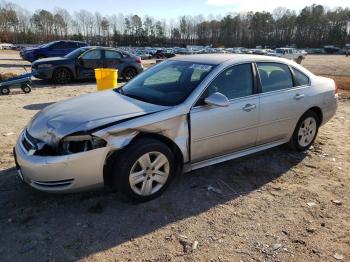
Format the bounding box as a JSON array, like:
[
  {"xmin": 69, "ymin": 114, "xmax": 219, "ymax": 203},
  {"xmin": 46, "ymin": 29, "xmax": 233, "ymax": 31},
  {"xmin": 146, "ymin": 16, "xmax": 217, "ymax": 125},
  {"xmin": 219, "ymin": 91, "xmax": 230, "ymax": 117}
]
[{"xmin": 204, "ymin": 92, "xmax": 230, "ymax": 107}]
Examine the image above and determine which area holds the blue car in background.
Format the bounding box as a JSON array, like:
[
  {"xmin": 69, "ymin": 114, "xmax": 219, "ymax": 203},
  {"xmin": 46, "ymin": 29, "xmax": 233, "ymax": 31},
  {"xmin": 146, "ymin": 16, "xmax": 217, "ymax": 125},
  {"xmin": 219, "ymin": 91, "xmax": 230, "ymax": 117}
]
[{"xmin": 20, "ymin": 40, "xmax": 87, "ymax": 62}]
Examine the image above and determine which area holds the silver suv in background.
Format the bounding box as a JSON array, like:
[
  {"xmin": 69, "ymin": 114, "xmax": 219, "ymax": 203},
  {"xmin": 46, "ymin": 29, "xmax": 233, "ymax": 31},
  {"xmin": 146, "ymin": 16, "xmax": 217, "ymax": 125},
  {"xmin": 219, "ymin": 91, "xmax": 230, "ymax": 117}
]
[{"xmin": 273, "ymin": 48, "xmax": 306, "ymax": 64}]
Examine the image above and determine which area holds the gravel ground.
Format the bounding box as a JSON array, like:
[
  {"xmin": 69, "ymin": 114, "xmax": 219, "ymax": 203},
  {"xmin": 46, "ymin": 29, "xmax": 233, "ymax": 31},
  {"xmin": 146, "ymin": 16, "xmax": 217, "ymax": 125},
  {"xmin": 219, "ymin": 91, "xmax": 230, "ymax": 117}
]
[{"xmin": 0, "ymin": 50, "xmax": 349, "ymax": 262}]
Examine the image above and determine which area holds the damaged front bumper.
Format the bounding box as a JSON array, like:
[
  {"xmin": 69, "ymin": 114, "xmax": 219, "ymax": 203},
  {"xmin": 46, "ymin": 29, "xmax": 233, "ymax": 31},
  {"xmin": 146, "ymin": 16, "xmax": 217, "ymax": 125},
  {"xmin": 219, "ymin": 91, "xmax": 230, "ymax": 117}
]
[{"xmin": 14, "ymin": 130, "xmax": 111, "ymax": 193}]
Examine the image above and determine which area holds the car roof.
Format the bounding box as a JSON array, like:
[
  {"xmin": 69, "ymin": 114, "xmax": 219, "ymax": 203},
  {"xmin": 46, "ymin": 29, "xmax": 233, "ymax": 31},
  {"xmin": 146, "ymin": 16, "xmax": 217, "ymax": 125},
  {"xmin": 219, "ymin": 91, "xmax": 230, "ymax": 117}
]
[{"xmin": 169, "ymin": 54, "xmax": 294, "ymax": 65}]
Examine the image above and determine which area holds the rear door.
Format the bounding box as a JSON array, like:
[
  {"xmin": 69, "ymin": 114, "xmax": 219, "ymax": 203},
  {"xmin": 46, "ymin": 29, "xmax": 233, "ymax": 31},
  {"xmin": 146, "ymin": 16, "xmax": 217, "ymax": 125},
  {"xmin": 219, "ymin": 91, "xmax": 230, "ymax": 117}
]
[
  {"xmin": 77, "ymin": 49, "xmax": 103, "ymax": 79},
  {"xmin": 190, "ymin": 63, "xmax": 259, "ymax": 162},
  {"xmin": 256, "ymin": 62, "xmax": 310, "ymax": 145},
  {"xmin": 103, "ymin": 50, "xmax": 123, "ymax": 72}
]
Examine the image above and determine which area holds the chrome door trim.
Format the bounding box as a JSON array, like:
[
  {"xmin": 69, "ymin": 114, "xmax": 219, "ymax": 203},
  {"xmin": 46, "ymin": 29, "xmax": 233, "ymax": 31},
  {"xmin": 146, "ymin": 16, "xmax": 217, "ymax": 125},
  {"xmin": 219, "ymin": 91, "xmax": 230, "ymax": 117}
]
[
  {"xmin": 258, "ymin": 85, "xmax": 309, "ymax": 98},
  {"xmin": 192, "ymin": 93, "xmax": 260, "ymax": 110}
]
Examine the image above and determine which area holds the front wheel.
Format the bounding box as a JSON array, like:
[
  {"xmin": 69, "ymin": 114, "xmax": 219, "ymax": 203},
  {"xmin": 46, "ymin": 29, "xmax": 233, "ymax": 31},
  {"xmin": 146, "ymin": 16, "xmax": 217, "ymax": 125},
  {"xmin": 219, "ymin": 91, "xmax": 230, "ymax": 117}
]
[
  {"xmin": 110, "ymin": 138, "xmax": 175, "ymax": 202},
  {"xmin": 289, "ymin": 111, "xmax": 319, "ymax": 151},
  {"xmin": 53, "ymin": 68, "xmax": 72, "ymax": 84}
]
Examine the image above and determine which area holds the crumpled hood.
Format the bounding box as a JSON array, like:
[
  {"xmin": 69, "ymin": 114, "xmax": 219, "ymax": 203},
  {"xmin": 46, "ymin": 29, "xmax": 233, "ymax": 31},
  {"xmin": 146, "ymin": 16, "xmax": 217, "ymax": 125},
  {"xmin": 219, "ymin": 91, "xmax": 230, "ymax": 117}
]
[{"xmin": 27, "ymin": 90, "xmax": 169, "ymax": 145}]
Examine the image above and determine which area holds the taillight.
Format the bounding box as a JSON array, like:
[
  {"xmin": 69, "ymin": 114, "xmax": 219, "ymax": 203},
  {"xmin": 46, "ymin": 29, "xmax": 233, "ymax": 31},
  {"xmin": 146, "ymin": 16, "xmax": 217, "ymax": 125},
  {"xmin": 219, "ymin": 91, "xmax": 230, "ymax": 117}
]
[{"xmin": 135, "ymin": 57, "xmax": 141, "ymax": 64}]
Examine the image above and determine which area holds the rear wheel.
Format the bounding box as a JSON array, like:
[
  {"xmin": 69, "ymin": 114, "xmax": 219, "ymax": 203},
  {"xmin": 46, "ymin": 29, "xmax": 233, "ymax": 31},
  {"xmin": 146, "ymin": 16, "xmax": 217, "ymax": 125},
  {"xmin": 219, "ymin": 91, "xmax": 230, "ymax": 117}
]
[
  {"xmin": 110, "ymin": 138, "xmax": 175, "ymax": 202},
  {"xmin": 122, "ymin": 67, "xmax": 137, "ymax": 81},
  {"xmin": 53, "ymin": 68, "xmax": 73, "ymax": 84},
  {"xmin": 0, "ymin": 87, "xmax": 10, "ymax": 95},
  {"xmin": 21, "ymin": 84, "xmax": 31, "ymax": 94},
  {"xmin": 289, "ymin": 111, "xmax": 319, "ymax": 151},
  {"xmin": 296, "ymin": 56, "xmax": 303, "ymax": 64}
]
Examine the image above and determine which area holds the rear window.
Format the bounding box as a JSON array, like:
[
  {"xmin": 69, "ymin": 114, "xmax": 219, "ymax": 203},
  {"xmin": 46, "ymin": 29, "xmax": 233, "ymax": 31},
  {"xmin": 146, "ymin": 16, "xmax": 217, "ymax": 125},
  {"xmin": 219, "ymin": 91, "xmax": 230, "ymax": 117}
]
[
  {"xmin": 105, "ymin": 50, "xmax": 122, "ymax": 59},
  {"xmin": 293, "ymin": 68, "xmax": 310, "ymax": 86},
  {"xmin": 257, "ymin": 63, "xmax": 293, "ymax": 93}
]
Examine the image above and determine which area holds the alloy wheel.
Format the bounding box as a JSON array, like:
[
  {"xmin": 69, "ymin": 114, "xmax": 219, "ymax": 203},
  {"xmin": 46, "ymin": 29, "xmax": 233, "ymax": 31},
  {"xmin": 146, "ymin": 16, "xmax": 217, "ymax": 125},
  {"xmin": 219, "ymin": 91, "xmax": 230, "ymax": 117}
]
[
  {"xmin": 124, "ymin": 68, "xmax": 137, "ymax": 81},
  {"xmin": 54, "ymin": 69, "xmax": 71, "ymax": 84},
  {"xmin": 129, "ymin": 151, "xmax": 170, "ymax": 196},
  {"xmin": 297, "ymin": 117, "xmax": 317, "ymax": 147}
]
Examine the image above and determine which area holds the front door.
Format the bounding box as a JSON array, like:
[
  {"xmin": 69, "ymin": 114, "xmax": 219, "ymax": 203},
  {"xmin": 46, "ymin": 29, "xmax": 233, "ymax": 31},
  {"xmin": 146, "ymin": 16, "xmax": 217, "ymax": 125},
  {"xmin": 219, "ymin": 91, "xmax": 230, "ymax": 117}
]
[
  {"xmin": 77, "ymin": 49, "xmax": 103, "ymax": 79},
  {"xmin": 190, "ymin": 63, "xmax": 259, "ymax": 162}
]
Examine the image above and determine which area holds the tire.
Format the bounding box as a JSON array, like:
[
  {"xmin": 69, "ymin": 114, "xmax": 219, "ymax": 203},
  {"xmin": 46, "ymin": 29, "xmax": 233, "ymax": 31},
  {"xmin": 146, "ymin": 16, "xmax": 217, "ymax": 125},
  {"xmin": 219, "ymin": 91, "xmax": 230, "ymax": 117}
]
[
  {"xmin": 110, "ymin": 138, "xmax": 176, "ymax": 202},
  {"xmin": 53, "ymin": 68, "xmax": 73, "ymax": 84},
  {"xmin": 1, "ymin": 87, "xmax": 10, "ymax": 95},
  {"xmin": 296, "ymin": 56, "xmax": 303, "ymax": 64},
  {"xmin": 21, "ymin": 84, "xmax": 31, "ymax": 94},
  {"xmin": 289, "ymin": 111, "xmax": 320, "ymax": 152},
  {"xmin": 122, "ymin": 67, "xmax": 138, "ymax": 81}
]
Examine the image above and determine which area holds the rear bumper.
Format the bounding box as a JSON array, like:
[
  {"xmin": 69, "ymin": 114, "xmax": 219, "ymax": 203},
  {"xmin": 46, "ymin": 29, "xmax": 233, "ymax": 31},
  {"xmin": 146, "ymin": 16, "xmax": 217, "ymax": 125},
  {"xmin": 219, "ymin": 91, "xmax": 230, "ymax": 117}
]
[
  {"xmin": 14, "ymin": 130, "xmax": 109, "ymax": 193},
  {"xmin": 321, "ymin": 96, "xmax": 338, "ymax": 126}
]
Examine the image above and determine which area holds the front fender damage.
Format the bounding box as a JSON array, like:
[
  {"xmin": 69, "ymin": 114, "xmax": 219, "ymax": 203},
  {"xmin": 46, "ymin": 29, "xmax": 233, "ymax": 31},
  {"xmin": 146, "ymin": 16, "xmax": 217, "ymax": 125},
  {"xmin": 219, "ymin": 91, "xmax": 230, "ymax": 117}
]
[{"xmin": 94, "ymin": 114, "xmax": 189, "ymax": 163}]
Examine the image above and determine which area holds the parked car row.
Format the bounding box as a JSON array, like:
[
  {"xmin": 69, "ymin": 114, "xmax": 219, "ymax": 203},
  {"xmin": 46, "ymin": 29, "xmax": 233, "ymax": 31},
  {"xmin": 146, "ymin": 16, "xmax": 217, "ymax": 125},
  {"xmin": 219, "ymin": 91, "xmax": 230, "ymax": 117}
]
[
  {"xmin": 20, "ymin": 40, "xmax": 87, "ymax": 62},
  {"xmin": 32, "ymin": 46, "xmax": 143, "ymax": 84},
  {"xmin": 0, "ymin": 43, "xmax": 17, "ymax": 50}
]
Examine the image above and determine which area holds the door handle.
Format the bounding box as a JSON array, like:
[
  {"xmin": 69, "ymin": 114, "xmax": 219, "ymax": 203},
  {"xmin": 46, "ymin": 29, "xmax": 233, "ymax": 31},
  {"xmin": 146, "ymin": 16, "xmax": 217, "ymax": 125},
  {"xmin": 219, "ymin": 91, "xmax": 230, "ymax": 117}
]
[
  {"xmin": 242, "ymin": 104, "xmax": 256, "ymax": 112},
  {"xmin": 294, "ymin": 94, "xmax": 305, "ymax": 100}
]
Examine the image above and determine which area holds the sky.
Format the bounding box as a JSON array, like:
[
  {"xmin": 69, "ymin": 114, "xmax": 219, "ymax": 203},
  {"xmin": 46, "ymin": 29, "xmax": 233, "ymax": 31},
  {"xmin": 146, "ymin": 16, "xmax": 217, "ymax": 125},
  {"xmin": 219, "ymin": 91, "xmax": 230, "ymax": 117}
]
[{"xmin": 8, "ymin": 0, "xmax": 350, "ymax": 18}]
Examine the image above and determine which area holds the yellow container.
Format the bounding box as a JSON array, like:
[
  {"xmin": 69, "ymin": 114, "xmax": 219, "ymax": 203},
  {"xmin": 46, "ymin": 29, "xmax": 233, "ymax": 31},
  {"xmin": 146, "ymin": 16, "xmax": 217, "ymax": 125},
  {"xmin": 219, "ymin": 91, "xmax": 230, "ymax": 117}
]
[{"xmin": 94, "ymin": 68, "xmax": 118, "ymax": 91}]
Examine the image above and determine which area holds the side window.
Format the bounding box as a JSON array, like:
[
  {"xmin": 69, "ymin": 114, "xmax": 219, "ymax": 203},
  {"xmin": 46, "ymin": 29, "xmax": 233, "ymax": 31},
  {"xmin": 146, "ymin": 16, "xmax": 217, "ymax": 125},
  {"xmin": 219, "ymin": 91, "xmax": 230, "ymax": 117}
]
[
  {"xmin": 51, "ymin": 42, "xmax": 65, "ymax": 49},
  {"xmin": 293, "ymin": 68, "xmax": 310, "ymax": 86},
  {"xmin": 207, "ymin": 63, "xmax": 253, "ymax": 99},
  {"xmin": 66, "ymin": 42, "xmax": 78, "ymax": 49},
  {"xmin": 257, "ymin": 63, "xmax": 293, "ymax": 93},
  {"xmin": 81, "ymin": 50, "xmax": 101, "ymax": 60},
  {"xmin": 105, "ymin": 50, "xmax": 122, "ymax": 59}
]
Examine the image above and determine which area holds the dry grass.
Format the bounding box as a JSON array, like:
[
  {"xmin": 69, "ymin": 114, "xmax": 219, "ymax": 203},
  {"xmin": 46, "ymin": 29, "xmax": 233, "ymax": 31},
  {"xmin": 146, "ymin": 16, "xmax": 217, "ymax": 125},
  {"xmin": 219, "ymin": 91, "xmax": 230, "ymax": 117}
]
[{"xmin": 0, "ymin": 72, "xmax": 18, "ymax": 81}]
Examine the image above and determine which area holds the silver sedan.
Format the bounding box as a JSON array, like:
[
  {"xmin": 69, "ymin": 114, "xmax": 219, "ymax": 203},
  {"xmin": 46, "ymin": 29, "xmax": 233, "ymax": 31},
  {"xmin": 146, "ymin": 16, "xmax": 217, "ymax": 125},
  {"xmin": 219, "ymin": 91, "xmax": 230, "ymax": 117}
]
[{"xmin": 14, "ymin": 54, "xmax": 338, "ymax": 201}]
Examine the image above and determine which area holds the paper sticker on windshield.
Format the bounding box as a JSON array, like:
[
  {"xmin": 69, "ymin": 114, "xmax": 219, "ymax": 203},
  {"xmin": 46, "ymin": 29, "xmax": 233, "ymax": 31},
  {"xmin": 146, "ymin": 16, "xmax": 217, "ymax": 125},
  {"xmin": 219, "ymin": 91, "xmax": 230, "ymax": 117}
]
[{"xmin": 190, "ymin": 64, "xmax": 212, "ymax": 71}]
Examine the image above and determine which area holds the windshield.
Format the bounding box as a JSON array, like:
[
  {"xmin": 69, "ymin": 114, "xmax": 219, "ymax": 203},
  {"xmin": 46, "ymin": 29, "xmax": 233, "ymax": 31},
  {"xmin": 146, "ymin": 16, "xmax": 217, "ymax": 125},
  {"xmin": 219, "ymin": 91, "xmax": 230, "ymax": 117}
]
[
  {"xmin": 121, "ymin": 60, "xmax": 215, "ymax": 106},
  {"xmin": 65, "ymin": 47, "xmax": 89, "ymax": 58}
]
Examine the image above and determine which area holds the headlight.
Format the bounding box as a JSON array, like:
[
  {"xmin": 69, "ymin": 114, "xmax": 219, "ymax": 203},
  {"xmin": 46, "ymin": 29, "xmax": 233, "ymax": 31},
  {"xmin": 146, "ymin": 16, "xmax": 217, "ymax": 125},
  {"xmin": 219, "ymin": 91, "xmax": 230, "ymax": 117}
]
[
  {"xmin": 60, "ymin": 135, "xmax": 107, "ymax": 155},
  {"xmin": 37, "ymin": 64, "xmax": 52, "ymax": 68}
]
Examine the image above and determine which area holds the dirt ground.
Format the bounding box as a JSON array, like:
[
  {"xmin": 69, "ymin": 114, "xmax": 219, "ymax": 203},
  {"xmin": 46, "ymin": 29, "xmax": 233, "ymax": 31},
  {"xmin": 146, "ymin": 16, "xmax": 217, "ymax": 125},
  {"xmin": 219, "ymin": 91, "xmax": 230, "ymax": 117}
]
[{"xmin": 0, "ymin": 51, "xmax": 349, "ymax": 262}]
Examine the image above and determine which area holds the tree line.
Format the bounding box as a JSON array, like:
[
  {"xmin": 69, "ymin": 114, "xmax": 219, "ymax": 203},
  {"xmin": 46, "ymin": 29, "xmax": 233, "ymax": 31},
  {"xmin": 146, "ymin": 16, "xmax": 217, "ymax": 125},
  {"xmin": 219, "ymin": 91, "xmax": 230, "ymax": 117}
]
[{"xmin": 0, "ymin": 1, "xmax": 349, "ymax": 48}]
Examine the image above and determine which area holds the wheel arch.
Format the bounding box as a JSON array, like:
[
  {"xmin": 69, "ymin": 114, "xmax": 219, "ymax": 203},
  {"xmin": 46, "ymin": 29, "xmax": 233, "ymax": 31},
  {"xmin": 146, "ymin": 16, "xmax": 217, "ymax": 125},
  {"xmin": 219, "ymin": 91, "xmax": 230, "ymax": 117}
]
[
  {"xmin": 307, "ymin": 106, "xmax": 323, "ymax": 125},
  {"xmin": 35, "ymin": 54, "xmax": 46, "ymax": 60},
  {"xmin": 53, "ymin": 66, "xmax": 75, "ymax": 79},
  {"xmin": 122, "ymin": 66, "xmax": 137, "ymax": 76},
  {"xmin": 103, "ymin": 132, "xmax": 184, "ymax": 189}
]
